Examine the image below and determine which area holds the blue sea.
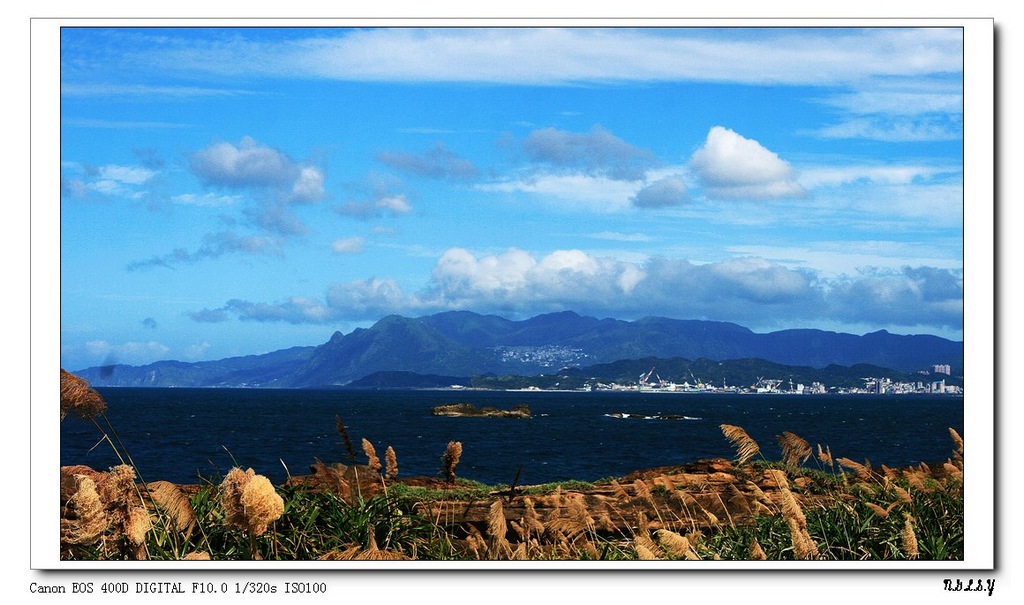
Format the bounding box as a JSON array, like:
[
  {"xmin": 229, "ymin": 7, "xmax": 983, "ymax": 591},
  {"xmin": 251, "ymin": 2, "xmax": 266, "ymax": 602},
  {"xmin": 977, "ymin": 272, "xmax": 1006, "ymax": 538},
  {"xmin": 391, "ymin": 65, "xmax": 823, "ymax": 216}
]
[{"xmin": 59, "ymin": 388, "xmax": 965, "ymax": 487}]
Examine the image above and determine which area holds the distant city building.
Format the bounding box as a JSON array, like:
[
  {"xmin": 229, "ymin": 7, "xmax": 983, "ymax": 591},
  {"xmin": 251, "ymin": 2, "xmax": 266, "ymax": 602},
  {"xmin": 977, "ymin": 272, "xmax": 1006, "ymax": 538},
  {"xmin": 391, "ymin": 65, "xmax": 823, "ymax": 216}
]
[{"xmin": 932, "ymin": 364, "xmax": 951, "ymax": 375}]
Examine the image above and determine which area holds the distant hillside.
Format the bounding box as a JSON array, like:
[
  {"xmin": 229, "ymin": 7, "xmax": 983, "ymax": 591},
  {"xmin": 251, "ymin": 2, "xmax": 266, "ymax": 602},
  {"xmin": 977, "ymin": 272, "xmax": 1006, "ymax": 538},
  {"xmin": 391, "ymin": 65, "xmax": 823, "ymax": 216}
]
[
  {"xmin": 74, "ymin": 346, "xmax": 314, "ymax": 387},
  {"xmin": 73, "ymin": 311, "xmax": 963, "ymax": 388}
]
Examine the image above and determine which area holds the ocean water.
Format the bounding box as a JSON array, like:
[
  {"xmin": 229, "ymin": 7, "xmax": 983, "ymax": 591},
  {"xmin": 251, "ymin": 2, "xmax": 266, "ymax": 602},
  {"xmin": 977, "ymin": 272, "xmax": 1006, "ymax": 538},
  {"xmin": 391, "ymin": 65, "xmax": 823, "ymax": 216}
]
[{"xmin": 59, "ymin": 388, "xmax": 965, "ymax": 487}]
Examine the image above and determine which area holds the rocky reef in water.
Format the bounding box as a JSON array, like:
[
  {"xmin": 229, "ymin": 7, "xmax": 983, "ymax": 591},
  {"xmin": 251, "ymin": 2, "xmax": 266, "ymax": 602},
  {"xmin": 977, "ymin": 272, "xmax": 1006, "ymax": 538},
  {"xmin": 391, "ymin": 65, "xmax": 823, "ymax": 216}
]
[{"xmin": 432, "ymin": 402, "xmax": 531, "ymax": 418}]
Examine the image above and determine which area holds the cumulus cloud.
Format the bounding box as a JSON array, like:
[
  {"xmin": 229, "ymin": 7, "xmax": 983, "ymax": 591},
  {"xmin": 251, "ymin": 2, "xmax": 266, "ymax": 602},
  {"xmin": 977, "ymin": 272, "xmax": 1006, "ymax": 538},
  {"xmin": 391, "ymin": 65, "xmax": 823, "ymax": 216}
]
[
  {"xmin": 325, "ymin": 278, "xmax": 408, "ymax": 317},
  {"xmin": 376, "ymin": 142, "xmax": 480, "ymax": 181},
  {"xmin": 186, "ymin": 246, "xmax": 962, "ymax": 336},
  {"xmin": 521, "ymin": 125, "xmax": 658, "ymax": 181},
  {"xmin": 825, "ymin": 266, "xmax": 963, "ymax": 329},
  {"xmin": 425, "ymin": 247, "xmax": 650, "ymax": 314},
  {"xmin": 190, "ymin": 136, "xmax": 325, "ymax": 203},
  {"xmin": 631, "ymin": 175, "xmax": 689, "ymax": 208},
  {"xmin": 689, "ymin": 126, "xmax": 805, "ymax": 200}
]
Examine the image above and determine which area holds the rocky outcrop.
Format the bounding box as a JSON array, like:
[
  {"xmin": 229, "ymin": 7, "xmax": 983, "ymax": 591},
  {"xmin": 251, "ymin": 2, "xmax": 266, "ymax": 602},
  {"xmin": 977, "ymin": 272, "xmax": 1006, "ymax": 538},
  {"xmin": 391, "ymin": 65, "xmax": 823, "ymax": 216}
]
[{"xmin": 432, "ymin": 403, "xmax": 531, "ymax": 418}]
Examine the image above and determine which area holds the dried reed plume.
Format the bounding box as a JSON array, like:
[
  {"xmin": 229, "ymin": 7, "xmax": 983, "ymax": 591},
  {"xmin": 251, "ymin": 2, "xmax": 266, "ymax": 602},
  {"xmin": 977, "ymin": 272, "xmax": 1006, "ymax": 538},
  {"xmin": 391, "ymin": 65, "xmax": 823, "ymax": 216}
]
[
  {"xmin": 60, "ymin": 369, "xmax": 107, "ymax": 421},
  {"xmin": 60, "ymin": 474, "xmax": 108, "ymax": 547},
  {"xmin": 720, "ymin": 424, "xmax": 760, "ymax": 465},
  {"xmin": 837, "ymin": 457, "xmax": 874, "ymax": 482},
  {"xmin": 609, "ymin": 479, "xmax": 630, "ymax": 499},
  {"xmin": 655, "ymin": 529, "xmax": 698, "ymax": 560},
  {"xmin": 125, "ymin": 506, "xmax": 152, "ymax": 549},
  {"xmin": 220, "ymin": 467, "xmax": 253, "ymax": 531},
  {"xmin": 904, "ymin": 469, "xmax": 928, "ymax": 492},
  {"xmin": 219, "ymin": 467, "xmax": 284, "ymax": 536},
  {"xmin": 634, "ymin": 543, "xmax": 661, "ymax": 560},
  {"xmin": 772, "ymin": 469, "xmax": 819, "ymax": 560},
  {"xmin": 749, "ymin": 537, "xmax": 768, "ymax": 560},
  {"xmin": 949, "ymin": 427, "xmax": 964, "ymax": 456},
  {"xmin": 865, "ymin": 501, "xmax": 898, "ymax": 518},
  {"xmin": 948, "ymin": 427, "xmax": 965, "ymax": 474},
  {"xmin": 522, "ymin": 497, "xmax": 546, "ymax": 539},
  {"xmin": 487, "ymin": 499, "xmax": 512, "ymax": 559},
  {"xmin": 385, "ymin": 446, "xmax": 398, "ymax": 481},
  {"xmin": 442, "ymin": 441, "xmax": 463, "ymax": 483},
  {"xmin": 335, "ymin": 415, "xmax": 356, "ymax": 462},
  {"xmin": 361, "ymin": 438, "xmax": 382, "ymax": 476},
  {"xmin": 817, "ymin": 443, "xmax": 833, "ymax": 466},
  {"xmin": 892, "ymin": 485, "xmax": 913, "ymax": 504},
  {"xmin": 633, "ymin": 532, "xmax": 664, "ymax": 560},
  {"xmin": 787, "ymin": 517, "xmax": 819, "ymax": 561},
  {"xmin": 777, "ymin": 432, "xmax": 812, "ymax": 468},
  {"xmin": 901, "ymin": 513, "xmax": 919, "ymax": 559},
  {"xmin": 182, "ymin": 551, "xmax": 211, "ymax": 560},
  {"xmin": 145, "ymin": 481, "xmax": 197, "ymax": 535},
  {"xmin": 239, "ymin": 475, "xmax": 284, "ymax": 536},
  {"xmin": 633, "ymin": 479, "xmax": 655, "ymax": 506}
]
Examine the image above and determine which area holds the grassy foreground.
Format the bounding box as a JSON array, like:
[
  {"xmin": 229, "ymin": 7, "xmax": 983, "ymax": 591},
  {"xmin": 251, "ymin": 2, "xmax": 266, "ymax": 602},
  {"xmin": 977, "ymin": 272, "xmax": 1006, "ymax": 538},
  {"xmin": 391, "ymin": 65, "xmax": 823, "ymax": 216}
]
[{"xmin": 59, "ymin": 370, "xmax": 964, "ymax": 562}]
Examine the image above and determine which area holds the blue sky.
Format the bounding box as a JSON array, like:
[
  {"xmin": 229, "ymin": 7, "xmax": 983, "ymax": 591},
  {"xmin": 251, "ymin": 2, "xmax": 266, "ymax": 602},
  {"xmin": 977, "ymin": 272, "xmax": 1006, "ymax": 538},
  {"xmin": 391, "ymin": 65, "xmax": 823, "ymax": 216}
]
[{"xmin": 58, "ymin": 26, "xmax": 967, "ymax": 370}]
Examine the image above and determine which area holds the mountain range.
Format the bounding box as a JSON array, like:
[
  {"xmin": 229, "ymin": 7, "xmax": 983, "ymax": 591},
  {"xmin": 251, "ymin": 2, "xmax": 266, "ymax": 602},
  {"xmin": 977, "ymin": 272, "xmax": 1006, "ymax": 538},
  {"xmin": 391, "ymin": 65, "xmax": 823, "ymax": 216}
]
[{"xmin": 72, "ymin": 311, "xmax": 964, "ymax": 388}]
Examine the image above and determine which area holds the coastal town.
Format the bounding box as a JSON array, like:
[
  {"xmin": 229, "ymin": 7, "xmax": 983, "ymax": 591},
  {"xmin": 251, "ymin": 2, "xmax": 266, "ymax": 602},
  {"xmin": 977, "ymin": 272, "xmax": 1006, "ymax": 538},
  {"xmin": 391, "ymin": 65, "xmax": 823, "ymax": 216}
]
[
  {"xmin": 468, "ymin": 362, "xmax": 958, "ymax": 395},
  {"xmin": 591, "ymin": 363, "xmax": 962, "ymax": 395}
]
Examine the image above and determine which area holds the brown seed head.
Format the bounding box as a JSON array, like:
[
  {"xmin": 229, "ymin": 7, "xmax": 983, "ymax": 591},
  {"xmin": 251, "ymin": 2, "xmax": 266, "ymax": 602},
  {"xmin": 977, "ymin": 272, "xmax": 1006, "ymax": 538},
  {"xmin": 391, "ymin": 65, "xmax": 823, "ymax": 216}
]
[
  {"xmin": 60, "ymin": 369, "xmax": 108, "ymax": 421},
  {"xmin": 362, "ymin": 438, "xmax": 381, "ymax": 475},
  {"xmin": 442, "ymin": 441, "xmax": 462, "ymax": 482},
  {"xmin": 385, "ymin": 446, "xmax": 398, "ymax": 480},
  {"xmin": 720, "ymin": 424, "xmax": 760, "ymax": 465},
  {"xmin": 239, "ymin": 474, "xmax": 284, "ymax": 536}
]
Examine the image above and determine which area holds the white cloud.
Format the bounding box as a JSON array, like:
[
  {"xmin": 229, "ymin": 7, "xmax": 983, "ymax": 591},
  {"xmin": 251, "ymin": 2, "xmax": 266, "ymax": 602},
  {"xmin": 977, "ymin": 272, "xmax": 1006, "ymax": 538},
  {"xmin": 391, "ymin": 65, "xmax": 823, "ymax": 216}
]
[
  {"xmin": 689, "ymin": 126, "xmax": 805, "ymax": 200},
  {"xmin": 376, "ymin": 142, "xmax": 480, "ymax": 181},
  {"xmin": 816, "ymin": 117, "xmax": 962, "ymax": 142},
  {"xmin": 477, "ymin": 173, "xmax": 640, "ymax": 212},
  {"xmin": 376, "ymin": 194, "xmax": 413, "ymax": 215},
  {"xmin": 332, "ymin": 236, "xmax": 365, "ymax": 254},
  {"xmin": 589, "ymin": 231, "xmax": 655, "ymax": 242},
  {"xmin": 631, "ymin": 175, "xmax": 689, "ymax": 208},
  {"xmin": 520, "ymin": 125, "xmax": 657, "ymax": 181},
  {"xmin": 190, "ymin": 136, "xmax": 325, "ymax": 203},
  {"xmin": 192, "ymin": 247, "xmax": 962, "ymax": 337},
  {"xmin": 124, "ymin": 28, "xmax": 961, "ymax": 87},
  {"xmin": 798, "ymin": 164, "xmax": 949, "ymax": 188},
  {"xmin": 172, "ymin": 192, "xmax": 239, "ymax": 207},
  {"xmin": 97, "ymin": 164, "xmax": 156, "ymax": 185}
]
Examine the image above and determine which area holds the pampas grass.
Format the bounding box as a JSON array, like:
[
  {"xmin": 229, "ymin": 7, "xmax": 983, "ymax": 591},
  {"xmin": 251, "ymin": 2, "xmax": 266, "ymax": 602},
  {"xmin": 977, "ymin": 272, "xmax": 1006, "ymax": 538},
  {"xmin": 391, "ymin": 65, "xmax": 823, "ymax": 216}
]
[
  {"xmin": 442, "ymin": 441, "xmax": 462, "ymax": 483},
  {"xmin": 901, "ymin": 513, "xmax": 919, "ymax": 559},
  {"xmin": 60, "ymin": 369, "xmax": 107, "ymax": 421},
  {"xmin": 720, "ymin": 424, "xmax": 760, "ymax": 465},
  {"xmin": 146, "ymin": 481, "xmax": 197, "ymax": 535},
  {"xmin": 362, "ymin": 439, "xmax": 382, "ymax": 476},
  {"xmin": 385, "ymin": 446, "xmax": 399, "ymax": 481},
  {"xmin": 777, "ymin": 432, "xmax": 812, "ymax": 468},
  {"xmin": 219, "ymin": 467, "xmax": 284, "ymax": 537},
  {"xmin": 335, "ymin": 415, "xmax": 356, "ymax": 462},
  {"xmin": 60, "ymin": 474, "xmax": 108, "ymax": 548}
]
